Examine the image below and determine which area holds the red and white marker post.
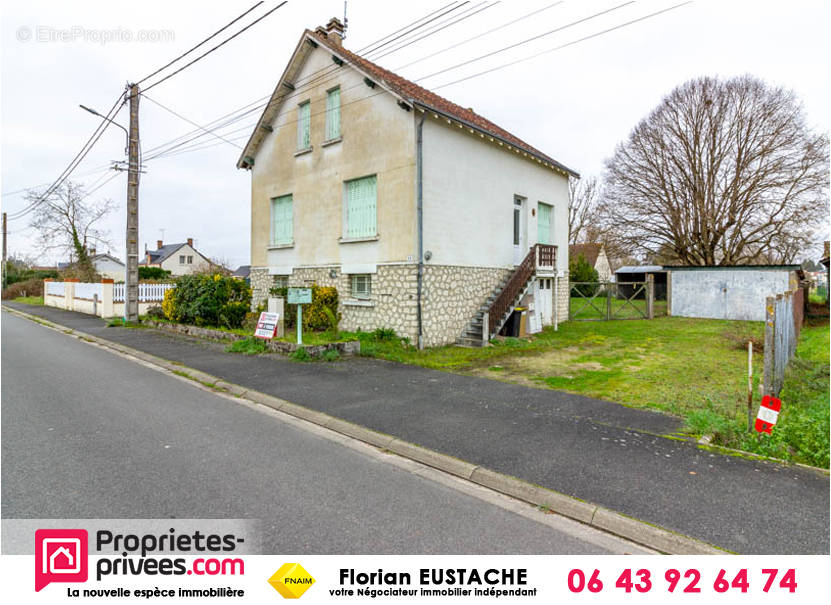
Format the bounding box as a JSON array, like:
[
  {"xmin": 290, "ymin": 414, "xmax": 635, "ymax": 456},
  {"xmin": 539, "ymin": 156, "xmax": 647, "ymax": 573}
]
[{"xmin": 755, "ymin": 395, "xmax": 781, "ymax": 434}]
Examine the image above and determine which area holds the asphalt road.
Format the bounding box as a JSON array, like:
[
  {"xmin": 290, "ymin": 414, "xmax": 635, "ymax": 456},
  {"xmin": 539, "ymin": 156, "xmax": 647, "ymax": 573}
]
[{"xmin": 1, "ymin": 310, "xmax": 647, "ymax": 554}]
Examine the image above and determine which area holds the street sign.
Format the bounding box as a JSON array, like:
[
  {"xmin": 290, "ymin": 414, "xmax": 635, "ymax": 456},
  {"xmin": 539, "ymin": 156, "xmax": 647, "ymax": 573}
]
[
  {"xmin": 287, "ymin": 287, "xmax": 312, "ymax": 305},
  {"xmin": 754, "ymin": 395, "xmax": 781, "ymax": 434},
  {"xmin": 253, "ymin": 312, "xmax": 280, "ymax": 339}
]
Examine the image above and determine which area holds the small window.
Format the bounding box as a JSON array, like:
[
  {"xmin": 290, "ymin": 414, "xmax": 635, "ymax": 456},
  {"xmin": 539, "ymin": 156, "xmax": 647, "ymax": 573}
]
[
  {"xmin": 273, "ymin": 275, "xmax": 288, "ymax": 289},
  {"xmin": 179, "ymin": 255, "xmax": 185, "ymax": 264},
  {"xmin": 187, "ymin": 256, "xmax": 193, "ymax": 264},
  {"xmin": 351, "ymin": 274, "xmax": 371, "ymax": 299},
  {"xmin": 537, "ymin": 202, "xmax": 553, "ymax": 245},
  {"xmin": 271, "ymin": 194, "xmax": 293, "ymax": 245},
  {"xmin": 345, "ymin": 175, "xmax": 377, "ymax": 238},
  {"xmin": 325, "ymin": 87, "xmax": 341, "ymax": 141},
  {"xmin": 297, "ymin": 101, "xmax": 311, "ymax": 150}
]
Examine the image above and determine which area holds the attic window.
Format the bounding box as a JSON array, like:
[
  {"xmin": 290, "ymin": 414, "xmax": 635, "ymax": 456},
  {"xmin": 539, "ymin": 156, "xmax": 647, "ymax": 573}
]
[{"xmin": 297, "ymin": 101, "xmax": 311, "ymax": 150}]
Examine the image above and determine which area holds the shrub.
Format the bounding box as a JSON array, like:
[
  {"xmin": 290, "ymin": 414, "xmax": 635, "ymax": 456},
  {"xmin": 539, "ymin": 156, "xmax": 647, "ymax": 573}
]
[
  {"xmin": 226, "ymin": 337, "xmax": 267, "ymax": 355},
  {"xmin": 139, "ymin": 266, "xmax": 172, "ymax": 280},
  {"xmin": 321, "ymin": 349, "xmax": 341, "ymax": 362},
  {"xmin": 269, "ymin": 284, "xmax": 340, "ymax": 331},
  {"xmin": 162, "ymin": 288, "xmax": 179, "ymax": 321},
  {"xmin": 2, "ymin": 277, "xmax": 45, "ymax": 299},
  {"xmin": 168, "ymin": 273, "xmax": 252, "ymax": 328},
  {"xmin": 373, "ymin": 327, "xmax": 397, "ymax": 341},
  {"xmin": 3, "ymin": 262, "xmax": 57, "ymax": 287},
  {"xmin": 289, "ymin": 347, "xmax": 312, "ymax": 361},
  {"xmin": 145, "ymin": 305, "xmax": 165, "ymax": 319},
  {"xmin": 569, "ymin": 254, "xmax": 599, "ymax": 297}
]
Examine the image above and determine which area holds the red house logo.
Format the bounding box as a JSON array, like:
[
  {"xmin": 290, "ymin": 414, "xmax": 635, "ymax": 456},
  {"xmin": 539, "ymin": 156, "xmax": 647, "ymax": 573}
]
[{"xmin": 35, "ymin": 529, "xmax": 88, "ymax": 592}]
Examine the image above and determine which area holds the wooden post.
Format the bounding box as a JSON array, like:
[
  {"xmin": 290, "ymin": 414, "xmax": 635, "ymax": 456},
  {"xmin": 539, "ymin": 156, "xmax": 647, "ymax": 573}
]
[
  {"xmin": 747, "ymin": 341, "xmax": 753, "ymax": 432},
  {"xmin": 606, "ymin": 282, "xmax": 612, "ymax": 320},
  {"xmin": 646, "ymin": 274, "xmax": 655, "ymax": 319},
  {"xmin": 762, "ymin": 296, "xmax": 775, "ymax": 397},
  {"xmin": 124, "ymin": 83, "xmax": 140, "ymax": 321}
]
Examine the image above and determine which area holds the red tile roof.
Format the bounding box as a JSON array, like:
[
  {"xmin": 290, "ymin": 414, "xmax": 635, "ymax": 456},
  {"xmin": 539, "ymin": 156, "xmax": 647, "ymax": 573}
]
[{"xmin": 309, "ymin": 30, "xmax": 577, "ymax": 176}]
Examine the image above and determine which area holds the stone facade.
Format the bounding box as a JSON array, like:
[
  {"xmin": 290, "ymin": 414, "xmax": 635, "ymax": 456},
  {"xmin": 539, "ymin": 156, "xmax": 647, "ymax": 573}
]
[
  {"xmin": 250, "ymin": 267, "xmax": 273, "ymax": 309},
  {"xmin": 555, "ymin": 270, "xmax": 570, "ymax": 323}
]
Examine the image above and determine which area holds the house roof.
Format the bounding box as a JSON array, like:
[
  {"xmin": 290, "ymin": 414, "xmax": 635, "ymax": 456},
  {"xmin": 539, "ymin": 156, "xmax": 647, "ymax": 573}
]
[
  {"xmin": 232, "ymin": 265, "xmax": 251, "ymax": 278},
  {"xmin": 664, "ymin": 265, "xmax": 801, "ymax": 271},
  {"xmin": 142, "ymin": 243, "xmax": 204, "ymax": 265},
  {"xmin": 569, "ymin": 243, "xmax": 603, "ymax": 268},
  {"xmin": 237, "ymin": 26, "xmax": 578, "ymax": 177},
  {"xmin": 616, "ymin": 265, "xmax": 665, "ymax": 274},
  {"xmin": 91, "ymin": 253, "xmax": 124, "ymax": 266}
]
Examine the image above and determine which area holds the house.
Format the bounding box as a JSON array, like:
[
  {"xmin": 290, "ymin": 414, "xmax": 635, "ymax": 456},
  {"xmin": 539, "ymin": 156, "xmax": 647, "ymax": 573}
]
[
  {"xmin": 232, "ymin": 265, "xmax": 251, "ymax": 284},
  {"xmin": 569, "ymin": 243, "xmax": 613, "ymax": 282},
  {"xmin": 665, "ymin": 265, "xmax": 804, "ymax": 321},
  {"xmin": 141, "ymin": 238, "xmax": 210, "ymax": 276},
  {"xmin": 57, "ymin": 250, "xmax": 125, "ymax": 280},
  {"xmin": 237, "ymin": 18, "xmax": 577, "ymax": 347}
]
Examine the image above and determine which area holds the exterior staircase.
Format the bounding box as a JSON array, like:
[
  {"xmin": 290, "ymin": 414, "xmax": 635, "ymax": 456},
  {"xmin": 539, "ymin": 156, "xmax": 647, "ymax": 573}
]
[{"xmin": 457, "ymin": 244, "xmax": 557, "ymax": 347}]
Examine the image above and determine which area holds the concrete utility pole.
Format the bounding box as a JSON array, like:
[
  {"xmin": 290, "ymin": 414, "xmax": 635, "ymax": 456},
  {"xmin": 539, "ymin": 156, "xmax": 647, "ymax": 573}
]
[
  {"xmin": 2, "ymin": 212, "xmax": 7, "ymax": 291},
  {"xmin": 125, "ymin": 83, "xmax": 140, "ymax": 321}
]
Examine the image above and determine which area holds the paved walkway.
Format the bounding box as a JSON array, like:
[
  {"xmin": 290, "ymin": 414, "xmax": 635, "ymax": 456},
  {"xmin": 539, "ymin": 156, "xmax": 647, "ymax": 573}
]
[{"xmin": 4, "ymin": 302, "xmax": 829, "ymax": 554}]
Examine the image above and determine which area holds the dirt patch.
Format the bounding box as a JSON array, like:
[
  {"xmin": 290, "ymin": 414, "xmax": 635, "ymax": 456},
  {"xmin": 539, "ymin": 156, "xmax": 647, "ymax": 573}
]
[{"xmin": 462, "ymin": 347, "xmax": 607, "ymax": 388}]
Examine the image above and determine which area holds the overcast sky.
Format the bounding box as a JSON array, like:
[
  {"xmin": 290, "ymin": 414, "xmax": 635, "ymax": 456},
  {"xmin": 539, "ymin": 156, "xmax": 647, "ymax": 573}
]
[{"xmin": 2, "ymin": 0, "xmax": 829, "ymax": 267}]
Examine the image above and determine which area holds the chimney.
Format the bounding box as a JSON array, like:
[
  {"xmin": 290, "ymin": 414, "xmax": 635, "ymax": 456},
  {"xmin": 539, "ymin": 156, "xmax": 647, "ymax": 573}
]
[
  {"xmin": 324, "ymin": 17, "xmax": 345, "ymax": 46},
  {"xmin": 187, "ymin": 238, "xmax": 193, "ymax": 247},
  {"xmin": 157, "ymin": 240, "xmax": 163, "ymax": 249}
]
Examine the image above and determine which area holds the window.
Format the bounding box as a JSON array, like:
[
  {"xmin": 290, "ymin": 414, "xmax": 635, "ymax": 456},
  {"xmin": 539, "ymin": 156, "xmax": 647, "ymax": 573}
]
[
  {"xmin": 325, "ymin": 87, "xmax": 341, "ymax": 141},
  {"xmin": 187, "ymin": 255, "xmax": 193, "ymax": 264},
  {"xmin": 273, "ymin": 275, "xmax": 288, "ymax": 289},
  {"xmin": 345, "ymin": 175, "xmax": 377, "ymax": 238},
  {"xmin": 270, "ymin": 194, "xmax": 293, "ymax": 245},
  {"xmin": 297, "ymin": 101, "xmax": 311, "ymax": 150},
  {"xmin": 179, "ymin": 255, "xmax": 185, "ymax": 264},
  {"xmin": 537, "ymin": 202, "xmax": 553, "ymax": 245},
  {"xmin": 351, "ymin": 274, "xmax": 371, "ymax": 299},
  {"xmin": 513, "ymin": 197, "xmax": 522, "ymax": 246}
]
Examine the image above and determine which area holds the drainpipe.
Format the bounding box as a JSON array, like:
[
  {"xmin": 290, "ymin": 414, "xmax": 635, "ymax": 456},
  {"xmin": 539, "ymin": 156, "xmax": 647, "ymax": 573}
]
[{"xmin": 416, "ymin": 112, "xmax": 425, "ymax": 350}]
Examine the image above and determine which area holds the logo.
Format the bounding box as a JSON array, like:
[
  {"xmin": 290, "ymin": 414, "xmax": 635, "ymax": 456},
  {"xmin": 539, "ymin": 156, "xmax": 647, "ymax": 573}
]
[
  {"xmin": 35, "ymin": 529, "xmax": 88, "ymax": 592},
  {"xmin": 268, "ymin": 563, "xmax": 315, "ymax": 599}
]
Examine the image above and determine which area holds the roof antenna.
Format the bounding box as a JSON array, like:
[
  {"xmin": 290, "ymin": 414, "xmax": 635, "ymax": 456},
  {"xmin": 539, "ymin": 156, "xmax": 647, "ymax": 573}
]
[{"xmin": 343, "ymin": 0, "xmax": 348, "ymax": 40}]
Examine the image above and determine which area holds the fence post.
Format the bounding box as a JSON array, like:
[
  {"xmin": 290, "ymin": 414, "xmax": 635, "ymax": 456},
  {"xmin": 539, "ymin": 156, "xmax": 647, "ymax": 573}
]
[
  {"xmin": 666, "ymin": 271, "xmax": 672, "ymax": 316},
  {"xmin": 65, "ymin": 279, "xmax": 78, "ymax": 311},
  {"xmin": 762, "ymin": 296, "xmax": 775, "ymax": 397},
  {"xmin": 101, "ymin": 279, "xmax": 114, "ymax": 318},
  {"xmin": 747, "ymin": 341, "xmax": 753, "ymax": 432},
  {"xmin": 606, "ymin": 283, "xmax": 612, "ymax": 320},
  {"xmin": 646, "ymin": 274, "xmax": 655, "ymax": 319}
]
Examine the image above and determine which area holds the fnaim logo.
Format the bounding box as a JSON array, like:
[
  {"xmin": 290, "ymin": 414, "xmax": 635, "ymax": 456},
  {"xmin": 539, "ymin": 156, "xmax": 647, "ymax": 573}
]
[{"xmin": 35, "ymin": 529, "xmax": 89, "ymax": 592}]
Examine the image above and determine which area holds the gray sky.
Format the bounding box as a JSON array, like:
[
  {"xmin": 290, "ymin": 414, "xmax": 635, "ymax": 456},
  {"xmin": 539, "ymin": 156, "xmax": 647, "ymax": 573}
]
[{"xmin": 2, "ymin": 0, "xmax": 829, "ymax": 267}]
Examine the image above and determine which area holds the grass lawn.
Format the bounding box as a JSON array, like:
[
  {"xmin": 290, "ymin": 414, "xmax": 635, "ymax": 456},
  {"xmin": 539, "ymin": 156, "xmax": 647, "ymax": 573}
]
[
  {"xmin": 355, "ymin": 316, "xmax": 828, "ymax": 467},
  {"xmin": 11, "ymin": 296, "xmax": 43, "ymax": 305}
]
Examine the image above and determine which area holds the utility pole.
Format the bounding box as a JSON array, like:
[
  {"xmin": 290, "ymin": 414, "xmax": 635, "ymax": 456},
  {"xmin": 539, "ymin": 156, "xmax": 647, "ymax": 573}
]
[
  {"xmin": 125, "ymin": 83, "xmax": 140, "ymax": 321},
  {"xmin": 2, "ymin": 212, "xmax": 7, "ymax": 291}
]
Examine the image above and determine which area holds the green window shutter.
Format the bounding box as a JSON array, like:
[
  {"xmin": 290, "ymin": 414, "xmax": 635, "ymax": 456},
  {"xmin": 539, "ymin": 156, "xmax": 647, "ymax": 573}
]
[
  {"xmin": 297, "ymin": 102, "xmax": 310, "ymax": 149},
  {"xmin": 537, "ymin": 202, "xmax": 552, "ymax": 245},
  {"xmin": 271, "ymin": 195, "xmax": 293, "ymax": 245},
  {"xmin": 326, "ymin": 88, "xmax": 341, "ymax": 140},
  {"xmin": 346, "ymin": 175, "xmax": 377, "ymax": 238}
]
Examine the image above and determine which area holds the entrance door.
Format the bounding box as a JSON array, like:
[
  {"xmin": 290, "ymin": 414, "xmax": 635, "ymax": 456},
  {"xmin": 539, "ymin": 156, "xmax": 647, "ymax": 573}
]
[
  {"xmin": 513, "ymin": 196, "xmax": 526, "ymax": 265},
  {"xmin": 537, "ymin": 278, "xmax": 553, "ymax": 325}
]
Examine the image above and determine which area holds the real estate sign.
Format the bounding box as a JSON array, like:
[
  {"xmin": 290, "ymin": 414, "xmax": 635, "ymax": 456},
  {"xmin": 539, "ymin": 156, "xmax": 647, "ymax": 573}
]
[
  {"xmin": 253, "ymin": 312, "xmax": 280, "ymax": 339},
  {"xmin": 287, "ymin": 287, "xmax": 312, "ymax": 305}
]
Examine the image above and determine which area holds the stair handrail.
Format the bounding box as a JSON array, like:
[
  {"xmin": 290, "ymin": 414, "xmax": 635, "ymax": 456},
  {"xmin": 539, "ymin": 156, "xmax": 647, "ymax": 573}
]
[{"xmin": 488, "ymin": 244, "xmax": 541, "ymax": 337}]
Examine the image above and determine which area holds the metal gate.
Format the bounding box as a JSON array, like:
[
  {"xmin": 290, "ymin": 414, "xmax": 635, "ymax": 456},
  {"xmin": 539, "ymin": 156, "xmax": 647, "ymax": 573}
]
[{"xmin": 569, "ymin": 280, "xmax": 659, "ymax": 321}]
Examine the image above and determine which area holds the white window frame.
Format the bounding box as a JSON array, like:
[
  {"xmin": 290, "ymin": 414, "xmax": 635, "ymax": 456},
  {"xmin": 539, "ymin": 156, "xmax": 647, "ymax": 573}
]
[
  {"xmin": 297, "ymin": 100, "xmax": 311, "ymax": 150},
  {"xmin": 273, "ymin": 275, "xmax": 288, "ymax": 289},
  {"xmin": 325, "ymin": 86, "xmax": 341, "ymax": 142},
  {"xmin": 351, "ymin": 274, "xmax": 371, "ymax": 299},
  {"xmin": 537, "ymin": 201, "xmax": 553, "ymax": 245},
  {"xmin": 179, "ymin": 255, "xmax": 185, "ymax": 264}
]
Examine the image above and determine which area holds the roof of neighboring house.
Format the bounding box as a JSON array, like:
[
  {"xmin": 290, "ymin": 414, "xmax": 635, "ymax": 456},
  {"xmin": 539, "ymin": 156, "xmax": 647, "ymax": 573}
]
[
  {"xmin": 238, "ymin": 25, "xmax": 578, "ymax": 178},
  {"xmin": 232, "ymin": 265, "xmax": 251, "ymax": 278},
  {"xmin": 569, "ymin": 243, "xmax": 603, "ymax": 268},
  {"xmin": 616, "ymin": 265, "xmax": 665, "ymax": 274},
  {"xmin": 91, "ymin": 253, "xmax": 124, "ymax": 266},
  {"xmin": 664, "ymin": 265, "xmax": 801, "ymax": 271},
  {"xmin": 142, "ymin": 243, "xmax": 204, "ymax": 265}
]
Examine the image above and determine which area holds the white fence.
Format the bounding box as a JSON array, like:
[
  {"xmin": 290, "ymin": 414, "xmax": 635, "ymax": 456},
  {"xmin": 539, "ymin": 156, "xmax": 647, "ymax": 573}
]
[
  {"xmin": 74, "ymin": 282, "xmax": 103, "ymax": 301},
  {"xmin": 45, "ymin": 281, "xmax": 66, "ymax": 296},
  {"xmin": 113, "ymin": 283, "xmax": 174, "ymax": 302}
]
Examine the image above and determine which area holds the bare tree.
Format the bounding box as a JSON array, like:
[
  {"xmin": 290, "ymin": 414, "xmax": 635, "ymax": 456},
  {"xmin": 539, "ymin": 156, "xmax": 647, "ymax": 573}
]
[
  {"xmin": 568, "ymin": 176, "xmax": 601, "ymax": 245},
  {"xmin": 603, "ymin": 75, "xmax": 829, "ymax": 265},
  {"xmin": 27, "ymin": 180, "xmax": 116, "ymax": 278}
]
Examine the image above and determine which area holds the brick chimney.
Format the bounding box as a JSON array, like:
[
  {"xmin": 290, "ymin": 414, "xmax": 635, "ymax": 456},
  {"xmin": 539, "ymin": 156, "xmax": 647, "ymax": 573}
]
[
  {"xmin": 157, "ymin": 240, "xmax": 163, "ymax": 249},
  {"xmin": 187, "ymin": 238, "xmax": 193, "ymax": 247},
  {"xmin": 324, "ymin": 17, "xmax": 345, "ymax": 46}
]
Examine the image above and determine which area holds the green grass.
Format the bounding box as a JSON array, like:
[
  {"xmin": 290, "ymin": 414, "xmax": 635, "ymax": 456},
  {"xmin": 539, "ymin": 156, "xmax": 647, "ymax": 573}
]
[
  {"xmin": 11, "ymin": 296, "xmax": 43, "ymax": 305},
  {"xmin": 569, "ymin": 296, "xmax": 667, "ymax": 320},
  {"xmin": 225, "ymin": 337, "xmax": 267, "ymax": 355},
  {"xmin": 352, "ymin": 316, "xmax": 828, "ymax": 466}
]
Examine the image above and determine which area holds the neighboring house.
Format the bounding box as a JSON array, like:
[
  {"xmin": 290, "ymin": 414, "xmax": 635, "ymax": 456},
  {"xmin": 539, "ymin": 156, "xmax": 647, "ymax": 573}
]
[
  {"xmin": 57, "ymin": 250, "xmax": 125, "ymax": 280},
  {"xmin": 237, "ymin": 18, "xmax": 577, "ymax": 347},
  {"xmin": 569, "ymin": 243, "xmax": 612, "ymax": 282},
  {"xmin": 232, "ymin": 265, "xmax": 251, "ymax": 280},
  {"xmin": 665, "ymin": 265, "xmax": 803, "ymax": 321},
  {"xmin": 141, "ymin": 238, "xmax": 210, "ymax": 276}
]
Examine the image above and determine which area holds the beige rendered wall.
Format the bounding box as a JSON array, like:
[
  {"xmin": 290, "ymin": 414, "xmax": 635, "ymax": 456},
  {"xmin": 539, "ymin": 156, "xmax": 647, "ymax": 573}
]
[{"xmin": 249, "ymin": 45, "xmax": 417, "ymax": 273}]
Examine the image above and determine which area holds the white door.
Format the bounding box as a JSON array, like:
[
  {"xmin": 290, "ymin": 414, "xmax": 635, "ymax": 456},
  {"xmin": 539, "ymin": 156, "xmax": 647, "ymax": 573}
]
[
  {"xmin": 537, "ymin": 277, "xmax": 553, "ymax": 325},
  {"xmin": 513, "ymin": 197, "xmax": 526, "ymax": 264}
]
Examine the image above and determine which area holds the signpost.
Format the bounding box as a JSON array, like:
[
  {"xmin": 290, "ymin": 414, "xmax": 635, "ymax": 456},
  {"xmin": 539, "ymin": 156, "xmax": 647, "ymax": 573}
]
[
  {"xmin": 755, "ymin": 395, "xmax": 782, "ymax": 434},
  {"xmin": 254, "ymin": 312, "xmax": 280, "ymax": 340},
  {"xmin": 287, "ymin": 287, "xmax": 312, "ymax": 344}
]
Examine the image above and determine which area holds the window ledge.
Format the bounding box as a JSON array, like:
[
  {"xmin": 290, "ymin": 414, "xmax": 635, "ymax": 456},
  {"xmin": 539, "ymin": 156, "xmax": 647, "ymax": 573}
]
[
  {"xmin": 294, "ymin": 147, "xmax": 313, "ymax": 157},
  {"xmin": 339, "ymin": 235, "xmax": 379, "ymax": 244},
  {"xmin": 343, "ymin": 299, "xmax": 375, "ymax": 307},
  {"xmin": 267, "ymin": 242, "xmax": 294, "ymax": 250},
  {"xmin": 322, "ymin": 136, "xmax": 342, "ymax": 147}
]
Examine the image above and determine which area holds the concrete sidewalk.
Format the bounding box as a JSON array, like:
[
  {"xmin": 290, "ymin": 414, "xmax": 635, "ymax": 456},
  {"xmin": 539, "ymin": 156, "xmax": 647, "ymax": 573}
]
[{"xmin": 4, "ymin": 302, "xmax": 829, "ymax": 554}]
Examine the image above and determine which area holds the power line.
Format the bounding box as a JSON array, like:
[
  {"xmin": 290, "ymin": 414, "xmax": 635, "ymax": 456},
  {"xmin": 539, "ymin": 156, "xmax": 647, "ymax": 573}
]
[
  {"xmin": 138, "ymin": 2, "xmax": 265, "ymax": 85},
  {"xmin": 360, "ymin": 1, "xmax": 467, "ymax": 56},
  {"xmin": 142, "ymin": 93, "xmax": 243, "ymax": 149},
  {"xmin": 139, "ymin": 1, "xmax": 288, "ymax": 95}
]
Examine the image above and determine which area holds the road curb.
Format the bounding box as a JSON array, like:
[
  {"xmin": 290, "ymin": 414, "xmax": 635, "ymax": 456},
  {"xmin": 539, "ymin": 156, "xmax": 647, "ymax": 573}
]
[{"xmin": 4, "ymin": 305, "xmax": 727, "ymax": 554}]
